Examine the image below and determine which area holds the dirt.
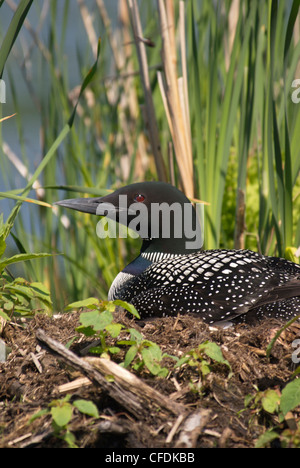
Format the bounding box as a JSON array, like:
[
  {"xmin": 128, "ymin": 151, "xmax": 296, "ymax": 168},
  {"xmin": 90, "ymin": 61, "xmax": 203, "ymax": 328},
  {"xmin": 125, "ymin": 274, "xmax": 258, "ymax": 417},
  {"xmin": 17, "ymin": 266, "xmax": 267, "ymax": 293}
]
[{"xmin": 0, "ymin": 309, "xmax": 299, "ymax": 448}]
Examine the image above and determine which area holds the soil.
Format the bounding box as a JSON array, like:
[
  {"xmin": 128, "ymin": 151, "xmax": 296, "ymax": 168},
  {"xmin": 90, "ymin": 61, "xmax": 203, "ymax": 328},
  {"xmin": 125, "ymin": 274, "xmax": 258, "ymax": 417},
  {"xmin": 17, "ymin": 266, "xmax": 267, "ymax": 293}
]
[{"xmin": 0, "ymin": 309, "xmax": 299, "ymax": 448}]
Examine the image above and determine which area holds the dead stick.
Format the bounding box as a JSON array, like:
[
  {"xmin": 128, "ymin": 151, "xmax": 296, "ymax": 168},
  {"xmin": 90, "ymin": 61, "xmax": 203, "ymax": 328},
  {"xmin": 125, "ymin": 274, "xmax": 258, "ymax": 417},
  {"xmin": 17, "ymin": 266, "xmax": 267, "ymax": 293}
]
[{"xmin": 36, "ymin": 328, "xmax": 184, "ymax": 419}]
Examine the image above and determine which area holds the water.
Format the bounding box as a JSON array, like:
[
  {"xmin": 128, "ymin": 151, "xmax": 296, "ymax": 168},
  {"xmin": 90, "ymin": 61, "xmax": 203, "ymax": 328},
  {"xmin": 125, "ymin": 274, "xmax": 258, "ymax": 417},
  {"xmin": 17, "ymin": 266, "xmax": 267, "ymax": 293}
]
[{"xmin": 0, "ymin": 0, "xmax": 119, "ymax": 227}]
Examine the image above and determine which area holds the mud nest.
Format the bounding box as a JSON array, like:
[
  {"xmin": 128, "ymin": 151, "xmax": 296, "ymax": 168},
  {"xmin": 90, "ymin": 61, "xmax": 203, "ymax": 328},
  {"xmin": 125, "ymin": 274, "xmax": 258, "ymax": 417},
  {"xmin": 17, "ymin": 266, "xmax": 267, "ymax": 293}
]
[{"xmin": 0, "ymin": 309, "xmax": 299, "ymax": 448}]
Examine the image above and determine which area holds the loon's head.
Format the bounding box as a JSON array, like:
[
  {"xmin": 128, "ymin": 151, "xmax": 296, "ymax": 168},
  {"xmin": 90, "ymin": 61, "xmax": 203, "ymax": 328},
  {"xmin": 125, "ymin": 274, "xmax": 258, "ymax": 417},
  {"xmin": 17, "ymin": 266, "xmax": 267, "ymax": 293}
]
[{"xmin": 55, "ymin": 181, "xmax": 203, "ymax": 255}]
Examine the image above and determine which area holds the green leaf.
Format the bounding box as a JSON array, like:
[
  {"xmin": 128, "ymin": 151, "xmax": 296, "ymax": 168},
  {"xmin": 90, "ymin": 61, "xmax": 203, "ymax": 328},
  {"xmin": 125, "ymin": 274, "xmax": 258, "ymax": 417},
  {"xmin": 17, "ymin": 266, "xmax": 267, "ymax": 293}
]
[
  {"xmin": 285, "ymin": 247, "xmax": 300, "ymax": 264},
  {"xmin": 200, "ymin": 360, "xmax": 211, "ymax": 376},
  {"xmin": 29, "ymin": 408, "xmax": 49, "ymax": 423},
  {"xmin": 0, "ymin": 309, "xmax": 11, "ymax": 321},
  {"xmin": 244, "ymin": 394, "xmax": 255, "ymax": 408},
  {"xmin": 0, "ymin": 191, "xmax": 52, "ymax": 208},
  {"xmin": 75, "ymin": 325, "xmax": 97, "ymax": 337},
  {"xmin": 79, "ymin": 309, "xmax": 113, "ymax": 331},
  {"xmin": 255, "ymin": 429, "xmax": 279, "ymax": 448},
  {"xmin": 105, "ymin": 323, "xmax": 123, "ymax": 338},
  {"xmin": 62, "ymin": 430, "xmax": 77, "ymax": 448},
  {"xmin": 68, "ymin": 38, "xmax": 101, "ymax": 127},
  {"xmin": 123, "ymin": 345, "xmax": 138, "ymax": 368},
  {"xmin": 51, "ymin": 404, "xmax": 73, "ymax": 427},
  {"xmin": 141, "ymin": 342, "xmax": 167, "ymax": 376},
  {"xmin": 3, "ymin": 300, "xmax": 14, "ymax": 311},
  {"xmin": 0, "ymin": 0, "xmax": 34, "ymax": 78},
  {"xmin": 174, "ymin": 355, "xmax": 190, "ymax": 368},
  {"xmin": 199, "ymin": 341, "xmax": 232, "ymax": 375},
  {"xmin": 73, "ymin": 399, "xmax": 99, "ymax": 418},
  {"xmin": 108, "ymin": 346, "xmax": 121, "ymax": 354},
  {"xmin": 261, "ymin": 389, "xmax": 280, "ymax": 414},
  {"xmin": 0, "ymin": 236, "xmax": 6, "ymax": 259},
  {"xmin": 65, "ymin": 297, "xmax": 99, "ymax": 310},
  {"xmin": 129, "ymin": 328, "xmax": 143, "ymax": 344},
  {"xmin": 280, "ymin": 379, "xmax": 300, "ymax": 416},
  {"xmin": 0, "ymin": 252, "xmax": 52, "ymax": 273},
  {"xmin": 113, "ymin": 300, "xmax": 140, "ymax": 318}
]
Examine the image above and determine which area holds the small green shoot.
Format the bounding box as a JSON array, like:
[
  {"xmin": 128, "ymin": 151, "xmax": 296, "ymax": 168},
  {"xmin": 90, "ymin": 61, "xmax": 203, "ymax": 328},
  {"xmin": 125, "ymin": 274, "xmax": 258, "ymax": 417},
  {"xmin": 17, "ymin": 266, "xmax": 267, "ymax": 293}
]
[
  {"xmin": 244, "ymin": 388, "xmax": 281, "ymax": 416},
  {"xmin": 0, "ymin": 221, "xmax": 53, "ymax": 320},
  {"xmin": 245, "ymin": 378, "xmax": 300, "ymax": 448},
  {"xmin": 0, "ymin": 275, "xmax": 52, "ymax": 320},
  {"xmin": 30, "ymin": 395, "xmax": 99, "ymax": 448},
  {"xmin": 174, "ymin": 341, "xmax": 232, "ymax": 393},
  {"xmin": 68, "ymin": 297, "xmax": 170, "ymax": 376},
  {"xmin": 119, "ymin": 328, "xmax": 171, "ymax": 377}
]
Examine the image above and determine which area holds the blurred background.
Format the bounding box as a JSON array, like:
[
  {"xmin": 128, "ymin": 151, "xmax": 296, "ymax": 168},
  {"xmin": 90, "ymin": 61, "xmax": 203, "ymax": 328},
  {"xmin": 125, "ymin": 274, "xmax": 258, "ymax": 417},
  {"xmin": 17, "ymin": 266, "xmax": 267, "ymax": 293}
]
[{"xmin": 0, "ymin": 0, "xmax": 299, "ymax": 311}]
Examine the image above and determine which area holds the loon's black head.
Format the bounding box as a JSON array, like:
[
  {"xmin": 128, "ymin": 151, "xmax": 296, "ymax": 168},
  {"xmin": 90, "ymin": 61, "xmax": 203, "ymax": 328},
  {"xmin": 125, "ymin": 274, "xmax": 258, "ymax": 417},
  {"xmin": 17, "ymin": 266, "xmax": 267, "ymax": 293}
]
[{"xmin": 55, "ymin": 181, "xmax": 203, "ymax": 255}]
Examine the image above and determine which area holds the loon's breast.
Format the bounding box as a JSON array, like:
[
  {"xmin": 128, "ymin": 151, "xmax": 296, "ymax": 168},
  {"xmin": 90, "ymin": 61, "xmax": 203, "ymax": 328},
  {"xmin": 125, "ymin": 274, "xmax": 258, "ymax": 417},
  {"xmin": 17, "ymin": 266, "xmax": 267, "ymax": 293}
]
[{"xmin": 108, "ymin": 254, "xmax": 152, "ymax": 300}]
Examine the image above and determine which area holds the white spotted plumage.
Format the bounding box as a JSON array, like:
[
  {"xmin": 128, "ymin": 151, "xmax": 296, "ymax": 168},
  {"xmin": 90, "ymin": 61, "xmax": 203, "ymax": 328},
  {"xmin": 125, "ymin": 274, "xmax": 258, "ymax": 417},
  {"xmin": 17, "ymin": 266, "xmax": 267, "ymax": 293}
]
[{"xmin": 109, "ymin": 249, "xmax": 300, "ymax": 324}]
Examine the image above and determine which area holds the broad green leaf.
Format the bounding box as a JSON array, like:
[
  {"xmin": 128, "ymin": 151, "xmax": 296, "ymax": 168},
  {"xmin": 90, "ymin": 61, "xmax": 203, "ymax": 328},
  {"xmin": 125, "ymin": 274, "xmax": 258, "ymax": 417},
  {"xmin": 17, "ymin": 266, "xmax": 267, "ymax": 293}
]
[
  {"xmin": 280, "ymin": 379, "xmax": 300, "ymax": 416},
  {"xmin": 3, "ymin": 301, "xmax": 14, "ymax": 311},
  {"xmin": 261, "ymin": 389, "xmax": 280, "ymax": 414},
  {"xmin": 65, "ymin": 297, "xmax": 99, "ymax": 311},
  {"xmin": 141, "ymin": 342, "xmax": 167, "ymax": 376},
  {"xmin": 113, "ymin": 300, "xmax": 140, "ymax": 318},
  {"xmin": 0, "ymin": 309, "xmax": 11, "ymax": 321},
  {"xmin": 108, "ymin": 346, "xmax": 121, "ymax": 354},
  {"xmin": 174, "ymin": 355, "xmax": 190, "ymax": 368},
  {"xmin": 51, "ymin": 404, "xmax": 73, "ymax": 427},
  {"xmin": 255, "ymin": 430, "xmax": 279, "ymax": 448},
  {"xmin": 105, "ymin": 323, "xmax": 123, "ymax": 338},
  {"xmin": 79, "ymin": 309, "xmax": 113, "ymax": 331},
  {"xmin": 199, "ymin": 341, "xmax": 232, "ymax": 375},
  {"xmin": 73, "ymin": 399, "xmax": 99, "ymax": 418},
  {"xmin": 30, "ymin": 282, "xmax": 52, "ymax": 301}
]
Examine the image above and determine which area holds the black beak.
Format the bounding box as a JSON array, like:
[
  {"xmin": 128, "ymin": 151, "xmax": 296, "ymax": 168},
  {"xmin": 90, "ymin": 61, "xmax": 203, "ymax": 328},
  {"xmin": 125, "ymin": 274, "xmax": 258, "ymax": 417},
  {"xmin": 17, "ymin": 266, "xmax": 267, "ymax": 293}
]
[
  {"xmin": 55, "ymin": 197, "xmax": 100, "ymax": 215},
  {"xmin": 54, "ymin": 195, "xmax": 134, "ymax": 220}
]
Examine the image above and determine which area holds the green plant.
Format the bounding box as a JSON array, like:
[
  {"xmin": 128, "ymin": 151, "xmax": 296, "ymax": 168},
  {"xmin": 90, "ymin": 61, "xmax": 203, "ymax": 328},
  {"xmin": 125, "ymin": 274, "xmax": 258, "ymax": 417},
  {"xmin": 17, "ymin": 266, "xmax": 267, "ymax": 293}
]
[
  {"xmin": 71, "ymin": 297, "xmax": 139, "ymax": 358},
  {"xmin": 0, "ymin": 214, "xmax": 52, "ymax": 320},
  {"xmin": 244, "ymin": 387, "xmax": 281, "ymax": 416},
  {"xmin": 0, "ymin": 275, "xmax": 52, "ymax": 320},
  {"xmin": 119, "ymin": 327, "xmax": 171, "ymax": 377},
  {"xmin": 244, "ymin": 378, "xmax": 300, "ymax": 447},
  {"xmin": 174, "ymin": 340, "xmax": 232, "ymax": 393},
  {"xmin": 30, "ymin": 394, "xmax": 99, "ymax": 448},
  {"xmin": 69, "ymin": 297, "xmax": 171, "ymax": 377}
]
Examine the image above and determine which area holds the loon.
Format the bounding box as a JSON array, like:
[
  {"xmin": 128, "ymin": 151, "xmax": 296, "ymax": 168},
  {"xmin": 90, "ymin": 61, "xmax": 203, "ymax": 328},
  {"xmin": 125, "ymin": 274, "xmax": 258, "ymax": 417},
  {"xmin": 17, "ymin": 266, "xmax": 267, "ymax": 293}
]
[{"xmin": 56, "ymin": 181, "xmax": 300, "ymax": 325}]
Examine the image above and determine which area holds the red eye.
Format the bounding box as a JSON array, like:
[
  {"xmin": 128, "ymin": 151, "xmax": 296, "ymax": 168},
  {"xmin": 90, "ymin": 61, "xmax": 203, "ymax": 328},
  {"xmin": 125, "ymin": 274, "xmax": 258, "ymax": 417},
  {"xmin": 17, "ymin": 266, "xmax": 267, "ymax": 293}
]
[{"xmin": 134, "ymin": 193, "xmax": 145, "ymax": 203}]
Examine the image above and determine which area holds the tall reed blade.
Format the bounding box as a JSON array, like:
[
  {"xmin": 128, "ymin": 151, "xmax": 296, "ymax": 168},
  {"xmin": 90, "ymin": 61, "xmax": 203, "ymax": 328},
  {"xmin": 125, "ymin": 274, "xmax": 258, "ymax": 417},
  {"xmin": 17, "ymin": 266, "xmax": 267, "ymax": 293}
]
[{"xmin": 0, "ymin": 0, "xmax": 34, "ymax": 78}]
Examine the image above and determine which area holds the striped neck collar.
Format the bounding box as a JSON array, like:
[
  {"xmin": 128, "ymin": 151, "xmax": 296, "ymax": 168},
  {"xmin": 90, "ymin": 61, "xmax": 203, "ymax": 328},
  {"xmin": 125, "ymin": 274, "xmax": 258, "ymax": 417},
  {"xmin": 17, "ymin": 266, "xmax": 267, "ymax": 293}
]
[{"xmin": 141, "ymin": 250, "xmax": 179, "ymax": 263}]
